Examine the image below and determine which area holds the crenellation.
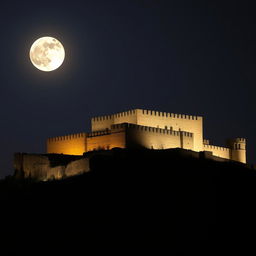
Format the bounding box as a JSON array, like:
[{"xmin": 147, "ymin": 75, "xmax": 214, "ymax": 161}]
[
  {"xmin": 94, "ymin": 109, "xmax": 203, "ymax": 125},
  {"xmin": 204, "ymin": 144, "xmax": 230, "ymax": 152},
  {"xmin": 47, "ymin": 108, "xmax": 246, "ymax": 164}
]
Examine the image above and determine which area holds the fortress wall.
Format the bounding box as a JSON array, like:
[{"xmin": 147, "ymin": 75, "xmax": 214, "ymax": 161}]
[
  {"xmin": 15, "ymin": 154, "xmax": 52, "ymax": 180},
  {"xmin": 65, "ymin": 158, "xmax": 90, "ymax": 177},
  {"xmin": 91, "ymin": 109, "xmax": 203, "ymax": 151},
  {"xmin": 136, "ymin": 109, "xmax": 203, "ymax": 151},
  {"xmin": 91, "ymin": 114, "xmax": 115, "ymax": 132},
  {"xmin": 181, "ymin": 131, "xmax": 194, "ymax": 150},
  {"xmin": 203, "ymin": 144, "xmax": 230, "ymax": 160},
  {"xmin": 47, "ymin": 133, "xmax": 87, "ymax": 155},
  {"xmin": 14, "ymin": 153, "xmax": 90, "ymax": 181},
  {"xmin": 87, "ymin": 129, "xmax": 126, "ymax": 151},
  {"xmin": 231, "ymin": 149, "xmax": 246, "ymax": 164},
  {"xmin": 125, "ymin": 124, "xmax": 194, "ymax": 150},
  {"xmin": 113, "ymin": 110, "xmax": 138, "ymax": 126},
  {"xmin": 91, "ymin": 110, "xmax": 139, "ymax": 132}
]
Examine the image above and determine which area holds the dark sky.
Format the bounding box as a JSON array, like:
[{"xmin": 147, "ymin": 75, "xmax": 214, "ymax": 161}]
[{"xmin": 0, "ymin": 0, "xmax": 255, "ymax": 177}]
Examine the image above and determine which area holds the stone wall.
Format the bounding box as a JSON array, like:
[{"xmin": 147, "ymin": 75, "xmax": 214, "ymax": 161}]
[
  {"xmin": 203, "ymin": 144, "xmax": 231, "ymax": 160},
  {"xmin": 46, "ymin": 109, "xmax": 246, "ymax": 164},
  {"xmin": 91, "ymin": 109, "xmax": 203, "ymax": 151},
  {"xmin": 125, "ymin": 123, "xmax": 194, "ymax": 150},
  {"xmin": 14, "ymin": 153, "xmax": 90, "ymax": 181},
  {"xmin": 87, "ymin": 128, "xmax": 126, "ymax": 151},
  {"xmin": 47, "ymin": 133, "xmax": 87, "ymax": 155}
]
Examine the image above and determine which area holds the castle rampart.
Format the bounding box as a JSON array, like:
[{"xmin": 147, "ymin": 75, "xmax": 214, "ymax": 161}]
[
  {"xmin": 92, "ymin": 109, "xmax": 202, "ymax": 151},
  {"xmin": 203, "ymin": 144, "xmax": 230, "ymax": 160},
  {"xmin": 47, "ymin": 132, "xmax": 87, "ymax": 155},
  {"xmin": 87, "ymin": 127, "xmax": 126, "ymax": 151},
  {"xmin": 87, "ymin": 123, "xmax": 194, "ymax": 151},
  {"xmin": 46, "ymin": 109, "xmax": 246, "ymax": 164},
  {"xmin": 14, "ymin": 153, "xmax": 89, "ymax": 180},
  {"xmin": 125, "ymin": 123, "xmax": 194, "ymax": 150}
]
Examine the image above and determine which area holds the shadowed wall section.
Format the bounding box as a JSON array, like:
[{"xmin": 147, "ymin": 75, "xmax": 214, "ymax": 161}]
[
  {"xmin": 14, "ymin": 153, "xmax": 90, "ymax": 180},
  {"xmin": 87, "ymin": 127, "xmax": 126, "ymax": 151},
  {"xmin": 87, "ymin": 123, "xmax": 194, "ymax": 151},
  {"xmin": 124, "ymin": 123, "xmax": 194, "ymax": 150}
]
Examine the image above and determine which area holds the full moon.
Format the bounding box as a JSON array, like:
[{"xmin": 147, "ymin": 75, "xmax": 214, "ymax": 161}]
[{"xmin": 29, "ymin": 36, "xmax": 65, "ymax": 72}]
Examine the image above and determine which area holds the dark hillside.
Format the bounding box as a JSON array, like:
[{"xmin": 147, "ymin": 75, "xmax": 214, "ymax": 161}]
[{"xmin": 0, "ymin": 148, "xmax": 256, "ymax": 253}]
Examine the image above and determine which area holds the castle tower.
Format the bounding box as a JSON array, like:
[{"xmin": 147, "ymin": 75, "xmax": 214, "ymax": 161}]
[
  {"xmin": 227, "ymin": 138, "xmax": 246, "ymax": 164},
  {"xmin": 91, "ymin": 109, "xmax": 203, "ymax": 151}
]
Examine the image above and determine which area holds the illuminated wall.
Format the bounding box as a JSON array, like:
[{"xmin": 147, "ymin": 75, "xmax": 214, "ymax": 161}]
[
  {"xmin": 203, "ymin": 138, "xmax": 246, "ymax": 164},
  {"xmin": 91, "ymin": 109, "xmax": 203, "ymax": 151},
  {"xmin": 47, "ymin": 133, "xmax": 87, "ymax": 155},
  {"xmin": 46, "ymin": 109, "xmax": 246, "ymax": 164},
  {"xmin": 91, "ymin": 110, "xmax": 137, "ymax": 131},
  {"xmin": 203, "ymin": 144, "xmax": 230, "ymax": 160},
  {"xmin": 227, "ymin": 138, "xmax": 246, "ymax": 164}
]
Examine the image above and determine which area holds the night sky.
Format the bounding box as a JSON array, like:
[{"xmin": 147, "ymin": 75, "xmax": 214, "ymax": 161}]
[{"xmin": 0, "ymin": 0, "xmax": 255, "ymax": 178}]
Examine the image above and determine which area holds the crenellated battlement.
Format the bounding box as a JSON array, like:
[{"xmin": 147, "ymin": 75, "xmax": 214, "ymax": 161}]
[
  {"xmin": 112, "ymin": 110, "xmax": 136, "ymax": 119},
  {"xmin": 91, "ymin": 109, "xmax": 202, "ymax": 122},
  {"xmin": 109, "ymin": 123, "xmax": 194, "ymax": 137},
  {"xmin": 87, "ymin": 130, "xmax": 112, "ymax": 137},
  {"xmin": 89, "ymin": 122, "xmax": 194, "ymax": 138},
  {"xmin": 91, "ymin": 115, "xmax": 114, "ymax": 122},
  {"xmin": 47, "ymin": 133, "xmax": 86, "ymax": 142},
  {"xmin": 233, "ymin": 138, "xmax": 246, "ymax": 143},
  {"xmin": 46, "ymin": 108, "xmax": 247, "ymax": 163},
  {"xmin": 141, "ymin": 109, "xmax": 202, "ymax": 120},
  {"xmin": 204, "ymin": 144, "xmax": 230, "ymax": 151},
  {"xmin": 92, "ymin": 110, "xmax": 137, "ymax": 122}
]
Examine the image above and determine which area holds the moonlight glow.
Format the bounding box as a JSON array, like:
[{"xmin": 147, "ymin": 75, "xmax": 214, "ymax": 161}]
[{"xmin": 29, "ymin": 37, "xmax": 65, "ymax": 72}]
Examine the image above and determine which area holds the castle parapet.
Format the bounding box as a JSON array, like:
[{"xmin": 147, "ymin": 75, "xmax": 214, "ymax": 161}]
[
  {"xmin": 110, "ymin": 123, "xmax": 194, "ymax": 138},
  {"xmin": 141, "ymin": 109, "xmax": 202, "ymax": 120},
  {"xmin": 87, "ymin": 130, "xmax": 112, "ymax": 138},
  {"xmin": 47, "ymin": 133, "xmax": 86, "ymax": 142},
  {"xmin": 47, "ymin": 132, "xmax": 87, "ymax": 155},
  {"xmin": 203, "ymin": 144, "xmax": 230, "ymax": 151}
]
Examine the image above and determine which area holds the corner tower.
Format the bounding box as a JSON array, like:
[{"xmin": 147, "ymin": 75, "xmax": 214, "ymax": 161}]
[{"xmin": 227, "ymin": 138, "xmax": 246, "ymax": 163}]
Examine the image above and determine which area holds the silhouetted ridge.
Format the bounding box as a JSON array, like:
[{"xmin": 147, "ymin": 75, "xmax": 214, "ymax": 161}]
[{"xmin": 0, "ymin": 148, "xmax": 256, "ymax": 253}]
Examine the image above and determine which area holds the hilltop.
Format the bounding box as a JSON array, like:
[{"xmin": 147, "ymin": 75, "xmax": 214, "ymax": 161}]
[{"xmin": 0, "ymin": 148, "xmax": 256, "ymax": 253}]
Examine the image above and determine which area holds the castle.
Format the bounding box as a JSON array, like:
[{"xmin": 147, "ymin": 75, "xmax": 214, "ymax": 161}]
[{"xmin": 47, "ymin": 109, "xmax": 246, "ymax": 163}]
